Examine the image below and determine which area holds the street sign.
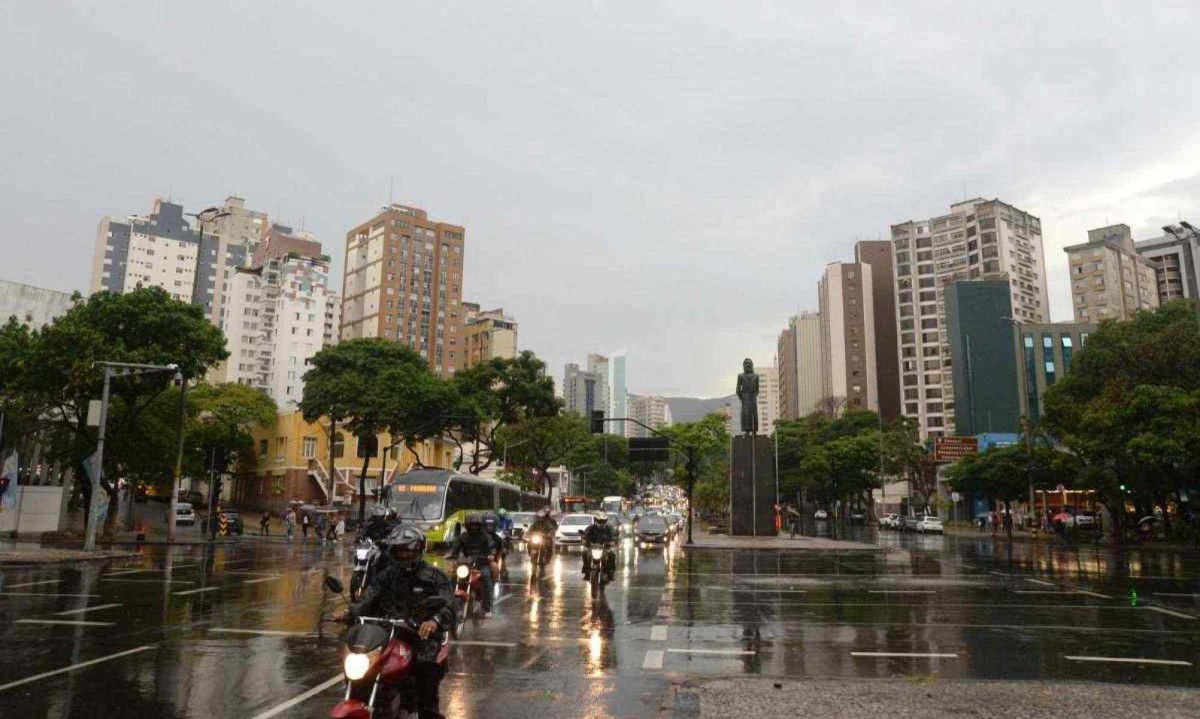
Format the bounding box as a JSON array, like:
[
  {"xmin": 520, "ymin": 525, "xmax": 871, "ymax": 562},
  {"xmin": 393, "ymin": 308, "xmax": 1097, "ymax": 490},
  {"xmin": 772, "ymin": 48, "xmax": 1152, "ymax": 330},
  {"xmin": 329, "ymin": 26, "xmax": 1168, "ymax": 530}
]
[
  {"xmin": 933, "ymin": 436, "xmax": 978, "ymax": 463},
  {"xmin": 629, "ymin": 436, "xmax": 671, "ymax": 462},
  {"xmin": 87, "ymin": 400, "xmax": 101, "ymax": 427}
]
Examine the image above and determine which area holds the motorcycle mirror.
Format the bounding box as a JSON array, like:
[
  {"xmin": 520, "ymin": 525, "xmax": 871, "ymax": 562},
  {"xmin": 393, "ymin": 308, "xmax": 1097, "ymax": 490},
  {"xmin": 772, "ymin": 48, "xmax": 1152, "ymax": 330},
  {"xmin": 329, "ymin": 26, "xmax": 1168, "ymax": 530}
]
[{"xmin": 324, "ymin": 576, "xmax": 344, "ymax": 594}]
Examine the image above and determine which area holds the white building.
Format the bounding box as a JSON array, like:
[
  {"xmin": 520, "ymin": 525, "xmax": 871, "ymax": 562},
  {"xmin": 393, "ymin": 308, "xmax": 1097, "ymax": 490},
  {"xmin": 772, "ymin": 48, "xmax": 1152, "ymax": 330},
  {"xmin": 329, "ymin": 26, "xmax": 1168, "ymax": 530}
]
[
  {"xmin": 0, "ymin": 280, "xmax": 75, "ymax": 328},
  {"xmin": 214, "ymin": 226, "xmax": 337, "ymax": 409},
  {"xmin": 627, "ymin": 395, "xmax": 673, "ymax": 437},
  {"xmin": 891, "ymin": 198, "xmax": 1049, "ymax": 439},
  {"xmin": 794, "ymin": 311, "xmax": 827, "ymax": 416},
  {"xmin": 1137, "ymin": 222, "xmax": 1200, "ymax": 303}
]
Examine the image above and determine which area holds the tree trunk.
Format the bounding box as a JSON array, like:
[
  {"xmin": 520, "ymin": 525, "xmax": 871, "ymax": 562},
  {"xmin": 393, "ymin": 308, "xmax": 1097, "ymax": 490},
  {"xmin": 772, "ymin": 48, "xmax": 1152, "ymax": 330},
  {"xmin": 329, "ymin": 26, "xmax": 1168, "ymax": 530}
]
[{"xmin": 358, "ymin": 452, "xmax": 370, "ymax": 525}]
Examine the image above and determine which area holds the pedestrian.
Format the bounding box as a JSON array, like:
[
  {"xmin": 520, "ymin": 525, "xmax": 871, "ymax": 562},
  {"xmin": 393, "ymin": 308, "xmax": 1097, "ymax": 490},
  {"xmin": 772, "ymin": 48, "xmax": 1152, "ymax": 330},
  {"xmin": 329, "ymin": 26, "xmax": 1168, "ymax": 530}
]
[
  {"xmin": 317, "ymin": 512, "xmax": 328, "ymax": 542},
  {"xmin": 990, "ymin": 511, "xmax": 999, "ymax": 535},
  {"xmin": 787, "ymin": 504, "xmax": 802, "ymax": 538},
  {"xmin": 284, "ymin": 508, "xmax": 295, "ymax": 540},
  {"xmin": 259, "ymin": 511, "xmax": 270, "ymax": 536},
  {"xmin": 1002, "ymin": 510, "xmax": 1013, "ymax": 538},
  {"xmin": 301, "ymin": 511, "xmax": 311, "ymax": 539},
  {"xmin": 334, "ymin": 515, "xmax": 346, "ymax": 541},
  {"xmin": 978, "ymin": 514, "xmax": 986, "ymax": 532}
]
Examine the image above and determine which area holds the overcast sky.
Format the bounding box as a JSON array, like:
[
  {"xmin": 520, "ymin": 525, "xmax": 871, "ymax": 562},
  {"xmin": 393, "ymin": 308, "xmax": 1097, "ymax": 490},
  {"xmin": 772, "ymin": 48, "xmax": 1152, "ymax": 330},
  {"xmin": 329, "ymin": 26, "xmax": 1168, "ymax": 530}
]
[{"xmin": 4, "ymin": 2, "xmax": 1200, "ymax": 397}]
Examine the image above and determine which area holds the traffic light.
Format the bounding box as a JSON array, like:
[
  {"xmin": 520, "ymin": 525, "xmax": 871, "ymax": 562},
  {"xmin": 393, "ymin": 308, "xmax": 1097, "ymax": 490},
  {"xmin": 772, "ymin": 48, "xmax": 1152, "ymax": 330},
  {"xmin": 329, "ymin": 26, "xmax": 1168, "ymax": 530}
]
[{"xmin": 590, "ymin": 410, "xmax": 605, "ymax": 434}]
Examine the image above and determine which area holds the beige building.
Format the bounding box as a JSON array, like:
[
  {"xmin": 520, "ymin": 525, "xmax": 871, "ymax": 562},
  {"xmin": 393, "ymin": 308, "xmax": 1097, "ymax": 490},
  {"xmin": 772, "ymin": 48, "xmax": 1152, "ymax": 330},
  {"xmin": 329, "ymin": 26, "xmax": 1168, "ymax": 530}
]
[
  {"xmin": 195, "ymin": 196, "xmax": 269, "ymax": 322},
  {"xmin": 891, "ymin": 198, "xmax": 1049, "ymax": 439},
  {"xmin": 1136, "ymin": 222, "xmax": 1200, "ymax": 303},
  {"xmin": 459, "ymin": 302, "xmax": 518, "ymax": 370},
  {"xmin": 819, "ymin": 263, "xmax": 877, "ymax": 412},
  {"xmin": 340, "ymin": 204, "xmax": 465, "ymax": 374},
  {"xmin": 1064, "ymin": 224, "xmax": 1158, "ymax": 321},
  {"xmin": 794, "ymin": 311, "xmax": 827, "ymax": 417},
  {"xmin": 776, "ymin": 321, "xmax": 797, "ymax": 420},
  {"xmin": 627, "ymin": 395, "xmax": 673, "ymax": 438}
]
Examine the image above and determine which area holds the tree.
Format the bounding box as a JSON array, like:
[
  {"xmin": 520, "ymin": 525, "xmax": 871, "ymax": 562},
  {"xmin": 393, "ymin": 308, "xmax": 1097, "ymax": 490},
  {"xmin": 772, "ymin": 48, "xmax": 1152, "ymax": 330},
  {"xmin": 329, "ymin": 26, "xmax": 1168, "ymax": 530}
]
[
  {"xmin": 1044, "ymin": 300, "xmax": 1200, "ymax": 538},
  {"xmin": 494, "ymin": 414, "xmax": 591, "ymax": 497},
  {"xmin": 447, "ymin": 351, "xmax": 559, "ymax": 475},
  {"xmin": 0, "ymin": 318, "xmax": 37, "ymax": 456},
  {"xmin": 945, "ymin": 441, "xmax": 1064, "ymax": 535},
  {"xmin": 659, "ymin": 413, "xmax": 730, "ymax": 529},
  {"xmin": 20, "ymin": 288, "xmax": 227, "ymax": 533}
]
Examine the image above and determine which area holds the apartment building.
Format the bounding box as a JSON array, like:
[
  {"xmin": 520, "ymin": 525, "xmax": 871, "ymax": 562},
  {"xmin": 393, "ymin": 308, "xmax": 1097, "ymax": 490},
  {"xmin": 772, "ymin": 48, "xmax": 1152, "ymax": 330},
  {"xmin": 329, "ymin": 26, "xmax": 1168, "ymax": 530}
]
[
  {"xmin": 340, "ymin": 204, "xmax": 465, "ymax": 374},
  {"xmin": 627, "ymin": 395, "xmax": 673, "ymax": 437},
  {"xmin": 818, "ymin": 262, "xmax": 877, "ymax": 412},
  {"xmin": 459, "ymin": 303, "xmax": 518, "ymax": 370},
  {"xmin": 1136, "ymin": 222, "xmax": 1200, "ymax": 303},
  {"xmin": 854, "ymin": 240, "xmax": 900, "ymax": 419},
  {"xmin": 1064, "ymin": 224, "xmax": 1158, "ymax": 321},
  {"xmin": 776, "ymin": 321, "xmax": 798, "ymax": 420},
  {"xmin": 891, "ymin": 198, "xmax": 1049, "ymax": 439},
  {"xmin": 563, "ymin": 363, "xmax": 602, "ymax": 418}
]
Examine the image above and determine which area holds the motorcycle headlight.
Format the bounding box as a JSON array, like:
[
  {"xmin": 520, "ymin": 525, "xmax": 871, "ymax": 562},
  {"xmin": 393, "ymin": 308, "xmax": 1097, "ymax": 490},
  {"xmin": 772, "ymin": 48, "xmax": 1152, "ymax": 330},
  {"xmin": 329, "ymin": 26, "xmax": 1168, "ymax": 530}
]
[
  {"xmin": 344, "ymin": 652, "xmax": 372, "ymax": 681},
  {"xmin": 530, "ymin": 535, "xmax": 542, "ymax": 545},
  {"xmin": 590, "ymin": 548, "xmax": 604, "ymax": 560},
  {"xmin": 355, "ymin": 549, "xmax": 370, "ymax": 560},
  {"xmin": 456, "ymin": 564, "xmax": 470, "ymax": 580}
]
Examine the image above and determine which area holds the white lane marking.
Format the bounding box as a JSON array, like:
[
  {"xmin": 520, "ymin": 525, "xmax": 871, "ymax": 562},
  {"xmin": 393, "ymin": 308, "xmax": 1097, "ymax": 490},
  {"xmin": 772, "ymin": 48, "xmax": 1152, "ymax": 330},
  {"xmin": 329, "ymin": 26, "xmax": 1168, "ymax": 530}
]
[
  {"xmin": 15, "ymin": 619, "xmax": 115, "ymax": 627},
  {"xmin": 242, "ymin": 576, "xmax": 282, "ymax": 585},
  {"xmin": 55, "ymin": 603, "xmax": 123, "ymax": 616},
  {"xmin": 249, "ymin": 674, "xmax": 343, "ymax": 719},
  {"xmin": 173, "ymin": 586, "xmax": 220, "ymax": 596},
  {"xmin": 102, "ymin": 569, "xmax": 148, "ymax": 576},
  {"xmin": 100, "ymin": 578, "xmax": 195, "ymax": 585},
  {"xmin": 1145, "ymin": 606, "xmax": 1196, "ymax": 620},
  {"xmin": 1154, "ymin": 593, "xmax": 1200, "ymax": 598},
  {"xmin": 642, "ymin": 650, "xmax": 664, "ymax": 669},
  {"xmin": 5, "ymin": 579, "xmax": 63, "ymax": 588},
  {"xmin": 988, "ymin": 571, "xmax": 1009, "ymax": 577},
  {"xmin": 868, "ymin": 590, "xmax": 935, "ymax": 595},
  {"xmin": 1025, "ymin": 579, "xmax": 1056, "ymax": 587},
  {"xmin": 0, "ymin": 645, "xmax": 154, "ymax": 692},
  {"xmin": 1012, "ymin": 591, "xmax": 1079, "ymax": 595},
  {"xmin": 1065, "ymin": 655, "xmax": 1192, "ymax": 667},
  {"xmin": 492, "ymin": 594, "xmax": 513, "ymax": 607},
  {"xmin": 667, "ymin": 648, "xmax": 755, "ymax": 656},
  {"xmin": 452, "ymin": 640, "xmax": 518, "ymax": 648},
  {"xmin": 1078, "ymin": 590, "xmax": 1112, "ymax": 600},
  {"xmin": 852, "ymin": 652, "xmax": 957, "ymax": 658},
  {"xmin": 209, "ymin": 628, "xmax": 313, "ymax": 637},
  {"xmin": 0, "ymin": 592, "xmax": 99, "ymax": 598},
  {"xmin": 650, "ymin": 625, "xmax": 668, "ymax": 641}
]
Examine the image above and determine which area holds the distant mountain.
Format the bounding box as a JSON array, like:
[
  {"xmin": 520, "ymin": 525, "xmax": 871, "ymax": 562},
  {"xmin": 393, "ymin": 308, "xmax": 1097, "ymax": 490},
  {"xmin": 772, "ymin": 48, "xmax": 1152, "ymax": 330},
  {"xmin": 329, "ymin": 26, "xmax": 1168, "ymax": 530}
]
[{"xmin": 664, "ymin": 395, "xmax": 738, "ymax": 424}]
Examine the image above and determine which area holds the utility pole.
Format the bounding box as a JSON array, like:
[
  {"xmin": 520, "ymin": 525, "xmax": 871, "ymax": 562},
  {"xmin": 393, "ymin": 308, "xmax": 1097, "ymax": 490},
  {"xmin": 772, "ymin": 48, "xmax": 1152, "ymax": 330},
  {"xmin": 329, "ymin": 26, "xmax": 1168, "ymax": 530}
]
[
  {"xmin": 83, "ymin": 367, "xmax": 113, "ymax": 551},
  {"xmin": 168, "ymin": 372, "xmax": 187, "ymax": 542}
]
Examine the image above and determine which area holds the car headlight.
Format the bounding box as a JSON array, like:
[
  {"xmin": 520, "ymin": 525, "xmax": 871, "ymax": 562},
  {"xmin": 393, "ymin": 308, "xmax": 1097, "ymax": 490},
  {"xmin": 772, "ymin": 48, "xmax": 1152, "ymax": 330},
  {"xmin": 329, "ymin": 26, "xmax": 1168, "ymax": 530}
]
[
  {"xmin": 530, "ymin": 535, "xmax": 542, "ymax": 545},
  {"xmin": 344, "ymin": 652, "xmax": 372, "ymax": 681},
  {"xmin": 590, "ymin": 548, "xmax": 604, "ymax": 560},
  {"xmin": 456, "ymin": 564, "xmax": 470, "ymax": 580}
]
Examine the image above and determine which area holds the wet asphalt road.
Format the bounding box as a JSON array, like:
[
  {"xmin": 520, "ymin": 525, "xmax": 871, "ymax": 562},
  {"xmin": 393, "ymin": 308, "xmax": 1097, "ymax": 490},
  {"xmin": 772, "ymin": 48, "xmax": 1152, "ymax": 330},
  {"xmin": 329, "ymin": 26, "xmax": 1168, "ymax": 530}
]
[{"xmin": 1, "ymin": 529, "xmax": 1199, "ymax": 718}]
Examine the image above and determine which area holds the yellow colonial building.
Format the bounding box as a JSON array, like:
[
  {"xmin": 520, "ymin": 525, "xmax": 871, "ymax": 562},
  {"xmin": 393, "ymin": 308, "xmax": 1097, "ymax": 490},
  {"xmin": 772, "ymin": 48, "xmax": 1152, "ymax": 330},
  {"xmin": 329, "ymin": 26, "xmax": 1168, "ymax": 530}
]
[{"xmin": 236, "ymin": 410, "xmax": 455, "ymax": 512}]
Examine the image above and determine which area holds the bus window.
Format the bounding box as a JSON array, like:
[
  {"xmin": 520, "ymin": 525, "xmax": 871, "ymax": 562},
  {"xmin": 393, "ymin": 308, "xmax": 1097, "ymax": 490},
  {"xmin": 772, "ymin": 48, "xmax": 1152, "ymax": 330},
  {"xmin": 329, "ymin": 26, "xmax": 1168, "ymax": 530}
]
[
  {"xmin": 390, "ymin": 482, "xmax": 446, "ymax": 521},
  {"xmin": 500, "ymin": 487, "xmax": 519, "ymax": 511}
]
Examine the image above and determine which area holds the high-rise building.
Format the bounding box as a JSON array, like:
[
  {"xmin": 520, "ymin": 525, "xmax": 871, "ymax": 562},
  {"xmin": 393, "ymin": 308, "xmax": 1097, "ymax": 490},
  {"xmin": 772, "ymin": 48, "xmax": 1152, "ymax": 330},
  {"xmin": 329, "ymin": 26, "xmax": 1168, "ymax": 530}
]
[
  {"xmin": 213, "ymin": 225, "xmax": 337, "ymax": 409},
  {"xmin": 1136, "ymin": 222, "xmax": 1200, "ymax": 304},
  {"xmin": 627, "ymin": 395, "xmax": 673, "ymax": 438},
  {"xmin": 1013, "ymin": 321, "xmax": 1096, "ymax": 421},
  {"xmin": 563, "ymin": 362, "xmax": 602, "ymax": 418},
  {"xmin": 609, "ymin": 354, "xmax": 628, "ymax": 436},
  {"xmin": 855, "ymin": 240, "xmax": 900, "ymax": 420},
  {"xmin": 1064, "ymin": 224, "xmax": 1158, "ymax": 321},
  {"xmin": 459, "ymin": 303, "xmax": 518, "ymax": 369},
  {"xmin": 776, "ymin": 321, "xmax": 798, "ymax": 420},
  {"xmin": 819, "ymin": 262, "xmax": 877, "ymax": 412},
  {"xmin": 586, "ymin": 353, "xmax": 612, "ymax": 421},
  {"xmin": 89, "ymin": 196, "xmax": 268, "ymax": 324},
  {"xmin": 891, "ymin": 198, "xmax": 1049, "ymax": 439},
  {"xmin": 945, "ymin": 281, "xmax": 1022, "ymax": 436},
  {"xmin": 0, "ymin": 280, "xmax": 74, "ymax": 328},
  {"xmin": 795, "ymin": 311, "xmax": 827, "ymax": 417},
  {"xmin": 340, "ymin": 203, "xmax": 465, "ymax": 374}
]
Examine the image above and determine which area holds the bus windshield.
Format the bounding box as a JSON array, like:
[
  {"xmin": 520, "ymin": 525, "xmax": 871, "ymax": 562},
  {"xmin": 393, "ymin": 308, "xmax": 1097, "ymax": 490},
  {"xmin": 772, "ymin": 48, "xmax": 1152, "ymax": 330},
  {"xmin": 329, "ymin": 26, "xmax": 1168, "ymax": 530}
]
[{"xmin": 389, "ymin": 482, "xmax": 446, "ymax": 521}]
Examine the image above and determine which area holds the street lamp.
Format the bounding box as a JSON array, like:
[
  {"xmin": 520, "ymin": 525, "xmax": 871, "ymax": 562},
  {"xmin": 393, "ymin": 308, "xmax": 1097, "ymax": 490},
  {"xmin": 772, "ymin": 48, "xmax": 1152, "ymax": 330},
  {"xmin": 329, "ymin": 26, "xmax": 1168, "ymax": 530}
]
[{"xmin": 84, "ymin": 361, "xmax": 181, "ymax": 551}]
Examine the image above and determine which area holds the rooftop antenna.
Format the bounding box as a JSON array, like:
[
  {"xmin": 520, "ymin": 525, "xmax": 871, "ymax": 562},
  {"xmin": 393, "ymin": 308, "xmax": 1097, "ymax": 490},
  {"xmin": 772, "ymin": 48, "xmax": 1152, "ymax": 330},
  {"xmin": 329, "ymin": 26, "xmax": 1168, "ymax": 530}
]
[{"xmin": 389, "ymin": 176, "xmax": 395, "ymax": 205}]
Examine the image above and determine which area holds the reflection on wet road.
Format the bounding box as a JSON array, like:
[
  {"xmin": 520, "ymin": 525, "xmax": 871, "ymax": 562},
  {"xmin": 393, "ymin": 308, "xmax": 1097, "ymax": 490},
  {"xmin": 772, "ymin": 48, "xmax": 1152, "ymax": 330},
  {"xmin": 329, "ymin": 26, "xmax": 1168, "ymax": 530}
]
[{"xmin": 1, "ymin": 531, "xmax": 1198, "ymax": 717}]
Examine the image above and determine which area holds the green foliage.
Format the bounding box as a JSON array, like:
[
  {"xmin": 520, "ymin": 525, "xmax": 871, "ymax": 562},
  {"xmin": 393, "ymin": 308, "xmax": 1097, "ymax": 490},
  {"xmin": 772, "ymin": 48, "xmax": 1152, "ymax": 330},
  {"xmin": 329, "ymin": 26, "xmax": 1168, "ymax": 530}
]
[
  {"xmin": 495, "ymin": 414, "xmax": 591, "ymax": 496},
  {"xmin": 944, "ymin": 441, "xmax": 1062, "ymax": 504},
  {"xmin": 659, "ymin": 413, "xmax": 730, "ymax": 516}
]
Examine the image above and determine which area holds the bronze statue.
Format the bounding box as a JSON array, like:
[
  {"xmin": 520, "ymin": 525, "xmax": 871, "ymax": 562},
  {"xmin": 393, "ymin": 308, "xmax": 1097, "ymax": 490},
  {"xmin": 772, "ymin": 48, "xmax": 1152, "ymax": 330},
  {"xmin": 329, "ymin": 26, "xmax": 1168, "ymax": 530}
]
[{"xmin": 735, "ymin": 358, "xmax": 759, "ymax": 435}]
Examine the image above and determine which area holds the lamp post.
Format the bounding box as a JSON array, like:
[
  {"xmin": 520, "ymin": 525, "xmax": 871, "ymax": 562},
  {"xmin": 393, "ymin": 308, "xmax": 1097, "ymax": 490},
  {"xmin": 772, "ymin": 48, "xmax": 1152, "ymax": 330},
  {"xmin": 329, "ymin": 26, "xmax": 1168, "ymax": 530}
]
[
  {"xmin": 167, "ymin": 370, "xmax": 187, "ymax": 542},
  {"xmin": 84, "ymin": 361, "xmax": 180, "ymax": 551}
]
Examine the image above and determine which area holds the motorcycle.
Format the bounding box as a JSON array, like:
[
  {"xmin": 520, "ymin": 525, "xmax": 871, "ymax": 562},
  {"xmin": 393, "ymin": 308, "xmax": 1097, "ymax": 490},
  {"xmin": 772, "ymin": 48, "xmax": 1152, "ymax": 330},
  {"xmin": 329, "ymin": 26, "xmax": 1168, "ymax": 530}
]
[
  {"xmin": 451, "ymin": 555, "xmax": 490, "ymax": 637},
  {"xmin": 584, "ymin": 542, "xmax": 614, "ymax": 599},
  {"xmin": 323, "ymin": 577, "xmax": 449, "ymax": 719},
  {"xmin": 526, "ymin": 531, "xmax": 549, "ymax": 576},
  {"xmin": 349, "ymin": 537, "xmax": 381, "ymax": 601}
]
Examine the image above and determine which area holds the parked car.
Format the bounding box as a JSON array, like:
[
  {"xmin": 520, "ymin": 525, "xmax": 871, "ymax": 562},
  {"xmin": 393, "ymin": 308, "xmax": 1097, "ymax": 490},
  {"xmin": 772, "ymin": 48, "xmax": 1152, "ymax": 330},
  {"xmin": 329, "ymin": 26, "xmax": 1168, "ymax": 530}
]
[
  {"xmin": 554, "ymin": 513, "xmax": 595, "ymax": 548},
  {"xmin": 1070, "ymin": 510, "xmax": 1098, "ymax": 529},
  {"xmin": 879, "ymin": 513, "xmax": 899, "ymax": 529},
  {"xmin": 173, "ymin": 502, "xmax": 196, "ymax": 526},
  {"xmin": 814, "ymin": 509, "xmax": 829, "ymax": 520},
  {"xmin": 849, "ymin": 511, "xmax": 867, "ymax": 525},
  {"xmin": 914, "ymin": 515, "xmax": 944, "ymax": 534}
]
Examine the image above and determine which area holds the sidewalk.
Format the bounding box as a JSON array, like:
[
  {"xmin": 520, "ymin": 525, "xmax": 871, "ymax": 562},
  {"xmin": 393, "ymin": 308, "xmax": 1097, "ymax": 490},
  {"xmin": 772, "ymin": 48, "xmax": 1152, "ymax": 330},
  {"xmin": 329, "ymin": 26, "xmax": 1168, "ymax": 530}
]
[
  {"xmin": 687, "ymin": 526, "xmax": 881, "ymax": 552},
  {"xmin": 0, "ymin": 544, "xmax": 136, "ymax": 564}
]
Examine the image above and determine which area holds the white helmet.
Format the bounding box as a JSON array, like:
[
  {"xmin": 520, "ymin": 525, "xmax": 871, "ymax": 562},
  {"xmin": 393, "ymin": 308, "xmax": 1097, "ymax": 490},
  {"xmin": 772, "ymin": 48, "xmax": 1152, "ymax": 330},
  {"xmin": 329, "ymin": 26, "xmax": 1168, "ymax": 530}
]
[{"xmin": 595, "ymin": 512, "xmax": 609, "ymax": 525}]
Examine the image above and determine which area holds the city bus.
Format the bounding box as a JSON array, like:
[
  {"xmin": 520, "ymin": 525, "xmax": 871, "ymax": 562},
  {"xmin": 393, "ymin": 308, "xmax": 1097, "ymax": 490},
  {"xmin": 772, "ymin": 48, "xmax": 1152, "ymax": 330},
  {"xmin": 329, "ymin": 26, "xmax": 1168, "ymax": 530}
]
[
  {"xmin": 387, "ymin": 469, "xmax": 548, "ymax": 544},
  {"xmin": 600, "ymin": 496, "xmax": 625, "ymax": 515}
]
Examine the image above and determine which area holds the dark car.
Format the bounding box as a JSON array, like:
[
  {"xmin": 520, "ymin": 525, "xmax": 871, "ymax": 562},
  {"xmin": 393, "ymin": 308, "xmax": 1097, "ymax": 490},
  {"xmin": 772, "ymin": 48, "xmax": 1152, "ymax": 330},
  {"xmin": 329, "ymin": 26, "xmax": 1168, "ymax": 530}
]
[{"xmin": 637, "ymin": 516, "xmax": 671, "ymax": 547}]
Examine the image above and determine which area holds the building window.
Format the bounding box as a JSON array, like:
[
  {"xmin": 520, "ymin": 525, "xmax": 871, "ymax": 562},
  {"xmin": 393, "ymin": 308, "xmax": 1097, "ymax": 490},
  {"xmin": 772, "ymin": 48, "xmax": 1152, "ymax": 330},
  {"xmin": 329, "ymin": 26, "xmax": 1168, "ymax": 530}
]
[
  {"xmin": 1061, "ymin": 335, "xmax": 1074, "ymax": 374},
  {"xmin": 259, "ymin": 439, "xmax": 268, "ymax": 457},
  {"xmin": 332, "ymin": 432, "xmax": 346, "ymax": 459},
  {"xmin": 1023, "ymin": 334, "xmax": 1040, "ymax": 417},
  {"xmin": 302, "ymin": 436, "xmax": 317, "ymax": 458}
]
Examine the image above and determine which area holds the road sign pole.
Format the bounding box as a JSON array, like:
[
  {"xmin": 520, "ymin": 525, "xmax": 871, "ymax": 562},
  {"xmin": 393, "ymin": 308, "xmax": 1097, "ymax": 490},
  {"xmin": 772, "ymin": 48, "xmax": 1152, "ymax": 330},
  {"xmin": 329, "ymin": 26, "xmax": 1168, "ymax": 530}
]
[{"xmin": 83, "ymin": 367, "xmax": 113, "ymax": 551}]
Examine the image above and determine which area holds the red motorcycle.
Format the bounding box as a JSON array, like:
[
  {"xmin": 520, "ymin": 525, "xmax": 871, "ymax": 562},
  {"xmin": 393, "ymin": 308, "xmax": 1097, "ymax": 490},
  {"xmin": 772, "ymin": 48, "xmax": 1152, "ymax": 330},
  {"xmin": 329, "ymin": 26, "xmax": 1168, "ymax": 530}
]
[
  {"xmin": 324, "ymin": 577, "xmax": 449, "ymax": 719},
  {"xmin": 451, "ymin": 555, "xmax": 489, "ymax": 637}
]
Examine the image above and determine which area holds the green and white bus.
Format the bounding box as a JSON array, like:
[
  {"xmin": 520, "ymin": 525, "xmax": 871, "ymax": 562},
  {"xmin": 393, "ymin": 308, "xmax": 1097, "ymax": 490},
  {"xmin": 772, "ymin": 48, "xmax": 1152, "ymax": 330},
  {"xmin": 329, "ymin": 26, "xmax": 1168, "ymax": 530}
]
[{"xmin": 387, "ymin": 469, "xmax": 549, "ymax": 544}]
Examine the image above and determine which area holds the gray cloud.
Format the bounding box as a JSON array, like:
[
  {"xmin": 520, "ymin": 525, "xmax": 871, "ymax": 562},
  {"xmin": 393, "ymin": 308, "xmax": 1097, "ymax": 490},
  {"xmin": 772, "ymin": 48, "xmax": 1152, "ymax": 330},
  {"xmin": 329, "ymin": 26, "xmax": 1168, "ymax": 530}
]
[{"xmin": 4, "ymin": 1, "xmax": 1200, "ymax": 398}]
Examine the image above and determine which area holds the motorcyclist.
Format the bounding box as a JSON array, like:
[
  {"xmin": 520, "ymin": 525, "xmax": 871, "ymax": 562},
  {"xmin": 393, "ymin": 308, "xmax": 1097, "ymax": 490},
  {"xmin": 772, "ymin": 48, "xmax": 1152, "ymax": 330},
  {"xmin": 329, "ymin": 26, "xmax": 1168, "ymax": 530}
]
[
  {"xmin": 444, "ymin": 513, "xmax": 497, "ymax": 617},
  {"xmin": 358, "ymin": 506, "xmax": 399, "ymax": 542},
  {"xmin": 527, "ymin": 508, "xmax": 557, "ymax": 558},
  {"xmin": 483, "ymin": 514, "xmax": 507, "ymax": 580},
  {"xmin": 343, "ymin": 525, "xmax": 454, "ymax": 719},
  {"xmin": 495, "ymin": 507, "xmax": 514, "ymax": 536},
  {"xmin": 581, "ymin": 512, "xmax": 617, "ymax": 580}
]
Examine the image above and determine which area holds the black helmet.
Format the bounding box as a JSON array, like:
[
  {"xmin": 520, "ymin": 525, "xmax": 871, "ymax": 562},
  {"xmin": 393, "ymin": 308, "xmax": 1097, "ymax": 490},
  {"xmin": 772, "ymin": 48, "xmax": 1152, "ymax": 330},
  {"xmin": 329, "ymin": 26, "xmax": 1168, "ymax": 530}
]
[
  {"xmin": 483, "ymin": 515, "xmax": 496, "ymax": 529},
  {"xmin": 381, "ymin": 525, "xmax": 426, "ymax": 571},
  {"xmin": 464, "ymin": 513, "xmax": 484, "ymax": 531},
  {"xmin": 384, "ymin": 508, "xmax": 398, "ymax": 521}
]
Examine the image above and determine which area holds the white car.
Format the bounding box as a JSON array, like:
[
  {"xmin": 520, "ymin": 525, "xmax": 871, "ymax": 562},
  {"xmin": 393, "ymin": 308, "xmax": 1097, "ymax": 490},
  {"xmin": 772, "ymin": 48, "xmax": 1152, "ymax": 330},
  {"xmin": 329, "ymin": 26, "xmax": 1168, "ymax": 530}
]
[
  {"xmin": 174, "ymin": 501, "xmax": 196, "ymax": 526},
  {"xmin": 879, "ymin": 513, "xmax": 899, "ymax": 529},
  {"xmin": 914, "ymin": 515, "xmax": 944, "ymax": 534},
  {"xmin": 814, "ymin": 509, "xmax": 829, "ymax": 520},
  {"xmin": 554, "ymin": 514, "xmax": 595, "ymax": 547}
]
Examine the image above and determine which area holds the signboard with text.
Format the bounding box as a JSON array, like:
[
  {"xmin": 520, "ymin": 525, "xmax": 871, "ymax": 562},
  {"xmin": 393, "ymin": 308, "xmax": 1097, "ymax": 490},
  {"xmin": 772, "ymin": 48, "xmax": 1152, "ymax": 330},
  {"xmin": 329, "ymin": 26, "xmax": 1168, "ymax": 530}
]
[{"xmin": 934, "ymin": 436, "xmax": 979, "ymax": 463}]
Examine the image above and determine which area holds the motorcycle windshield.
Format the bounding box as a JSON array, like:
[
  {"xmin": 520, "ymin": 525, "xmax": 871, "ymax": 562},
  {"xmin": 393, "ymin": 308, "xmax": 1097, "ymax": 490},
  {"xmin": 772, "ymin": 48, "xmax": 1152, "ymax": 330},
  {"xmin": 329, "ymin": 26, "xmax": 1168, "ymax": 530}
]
[{"xmin": 346, "ymin": 623, "xmax": 390, "ymax": 653}]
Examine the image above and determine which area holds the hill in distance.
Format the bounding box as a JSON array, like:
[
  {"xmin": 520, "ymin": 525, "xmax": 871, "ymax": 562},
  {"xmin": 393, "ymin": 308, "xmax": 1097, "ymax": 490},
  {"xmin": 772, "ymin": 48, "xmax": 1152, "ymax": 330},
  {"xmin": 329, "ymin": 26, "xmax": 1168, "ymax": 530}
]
[{"xmin": 663, "ymin": 395, "xmax": 738, "ymax": 424}]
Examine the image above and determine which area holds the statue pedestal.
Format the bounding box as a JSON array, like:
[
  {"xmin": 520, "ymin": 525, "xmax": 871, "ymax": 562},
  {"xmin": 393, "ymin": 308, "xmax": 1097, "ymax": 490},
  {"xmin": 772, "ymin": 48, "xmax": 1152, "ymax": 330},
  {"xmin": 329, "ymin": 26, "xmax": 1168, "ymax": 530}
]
[{"xmin": 729, "ymin": 435, "xmax": 777, "ymax": 536}]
